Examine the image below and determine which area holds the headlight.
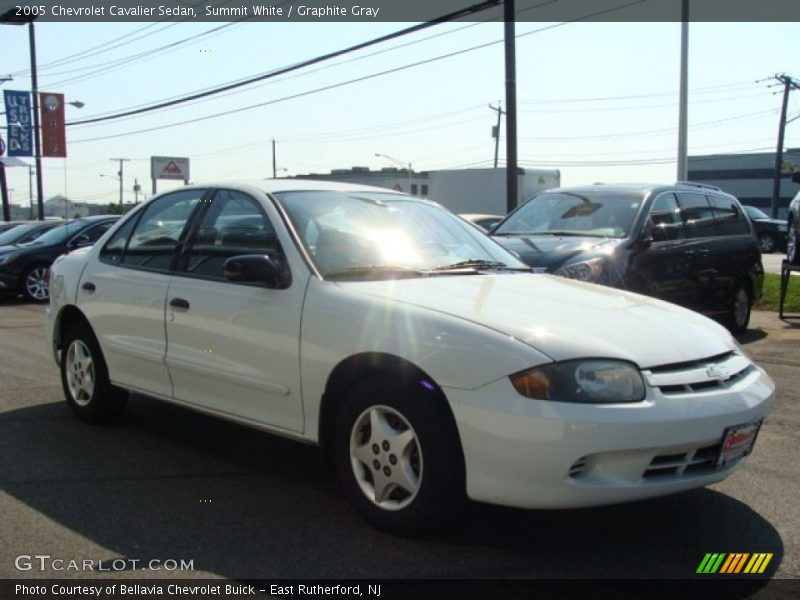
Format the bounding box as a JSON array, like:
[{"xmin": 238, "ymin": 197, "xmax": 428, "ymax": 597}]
[
  {"xmin": 778, "ymin": 224, "xmax": 788, "ymax": 232},
  {"xmin": 510, "ymin": 359, "xmax": 645, "ymax": 404},
  {"xmin": 553, "ymin": 258, "xmax": 604, "ymax": 282}
]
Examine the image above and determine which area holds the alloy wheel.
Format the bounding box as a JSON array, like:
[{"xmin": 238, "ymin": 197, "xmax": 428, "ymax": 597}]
[
  {"xmin": 25, "ymin": 266, "xmax": 50, "ymax": 301},
  {"xmin": 758, "ymin": 234, "xmax": 775, "ymax": 253}
]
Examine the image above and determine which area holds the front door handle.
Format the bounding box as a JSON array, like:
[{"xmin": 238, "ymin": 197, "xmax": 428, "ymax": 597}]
[
  {"xmin": 169, "ymin": 297, "xmax": 190, "ymax": 310},
  {"xmin": 81, "ymin": 282, "xmax": 96, "ymax": 293}
]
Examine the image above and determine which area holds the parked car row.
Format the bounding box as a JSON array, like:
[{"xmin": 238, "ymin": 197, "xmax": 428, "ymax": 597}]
[
  {"xmin": 0, "ymin": 216, "xmax": 119, "ymax": 302},
  {"xmin": 44, "ymin": 180, "xmax": 773, "ymax": 533}
]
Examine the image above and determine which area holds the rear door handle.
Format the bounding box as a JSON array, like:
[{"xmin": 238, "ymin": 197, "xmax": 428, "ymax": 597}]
[
  {"xmin": 81, "ymin": 282, "xmax": 95, "ymax": 293},
  {"xmin": 169, "ymin": 297, "xmax": 190, "ymax": 310}
]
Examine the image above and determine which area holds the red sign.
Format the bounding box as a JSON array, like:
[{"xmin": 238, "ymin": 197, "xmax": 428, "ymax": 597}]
[{"xmin": 39, "ymin": 92, "xmax": 66, "ymax": 158}]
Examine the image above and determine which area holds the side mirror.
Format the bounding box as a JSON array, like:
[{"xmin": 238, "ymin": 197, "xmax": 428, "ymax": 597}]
[
  {"xmin": 68, "ymin": 234, "xmax": 92, "ymax": 249},
  {"xmin": 638, "ymin": 222, "xmax": 654, "ymax": 245},
  {"xmin": 792, "ymin": 171, "xmax": 800, "ymax": 184},
  {"xmin": 224, "ymin": 254, "xmax": 291, "ymax": 289}
]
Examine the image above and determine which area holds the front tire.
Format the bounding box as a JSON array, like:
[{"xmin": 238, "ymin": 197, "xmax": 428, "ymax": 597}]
[
  {"xmin": 334, "ymin": 377, "xmax": 464, "ymax": 534},
  {"xmin": 60, "ymin": 323, "xmax": 127, "ymax": 422}
]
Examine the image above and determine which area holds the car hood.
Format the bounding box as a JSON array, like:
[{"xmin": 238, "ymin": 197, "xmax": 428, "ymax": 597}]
[
  {"xmin": 349, "ymin": 273, "xmax": 733, "ymax": 368},
  {"xmin": 491, "ymin": 234, "xmax": 623, "ymax": 270}
]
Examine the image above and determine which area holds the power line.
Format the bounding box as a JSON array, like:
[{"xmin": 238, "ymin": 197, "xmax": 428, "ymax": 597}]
[
  {"xmin": 66, "ymin": 0, "xmax": 504, "ymax": 128},
  {"xmin": 70, "ymin": 0, "xmax": 648, "ymax": 143},
  {"xmin": 56, "ymin": 0, "xmax": 552, "ymax": 126},
  {"xmin": 42, "ymin": 22, "xmax": 244, "ymax": 88}
]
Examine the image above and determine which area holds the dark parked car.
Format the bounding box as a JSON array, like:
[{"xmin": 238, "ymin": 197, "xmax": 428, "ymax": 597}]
[
  {"xmin": 0, "ymin": 220, "xmax": 28, "ymax": 234},
  {"xmin": 0, "ymin": 219, "xmax": 63, "ymax": 247},
  {"xmin": 742, "ymin": 205, "xmax": 788, "ymax": 253},
  {"xmin": 0, "ymin": 216, "xmax": 118, "ymax": 302},
  {"xmin": 491, "ymin": 182, "xmax": 763, "ymax": 333}
]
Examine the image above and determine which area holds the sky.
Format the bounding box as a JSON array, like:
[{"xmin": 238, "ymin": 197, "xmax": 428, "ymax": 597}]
[{"xmin": 1, "ymin": 8, "xmax": 799, "ymax": 208}]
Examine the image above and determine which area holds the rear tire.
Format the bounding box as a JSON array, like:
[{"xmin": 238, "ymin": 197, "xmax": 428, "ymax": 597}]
[
  {"xmin": 334, "ymin": 377, "xmax": 464, "ymax": 534},
  {"xmin": 725, "ymin": 283, "xmax": 751, "ymax": 334},
  {"xmin": 22, "ymin": 263, "xmax": 50, "ymax": 302},
  {"xmin": 60, "ymin": 322, "xmax": 127, "ymax": 422},
  {"xmin": 758, "ymin": 233, "xmax": 776, "ymax": 254}
]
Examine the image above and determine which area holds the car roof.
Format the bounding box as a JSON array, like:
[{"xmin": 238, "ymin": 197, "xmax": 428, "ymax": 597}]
[
  {"xmin": 543, "ymin": 182, "xmax": 731, "ymax": 196},
  {"xmin": 185, "ymin": 179, "xmax": 409, "ymax": 196}
]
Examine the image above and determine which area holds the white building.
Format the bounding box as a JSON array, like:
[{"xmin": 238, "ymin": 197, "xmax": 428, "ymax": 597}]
[{"xmin": 292, "ymin": 167, "xmax": 561, "ymax": 215}]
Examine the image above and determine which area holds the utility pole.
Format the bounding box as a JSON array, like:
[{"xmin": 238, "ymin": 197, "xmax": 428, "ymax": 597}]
[
  {"xmin": 489, "ymin": 102, "xmax": 505, "ymax": 169},
  {"xmin": 110, "ymin": 158, "xmax": 130, "ymax": 207},
  {"xmin": 133, "ymin": 178, "xmax": 140, "ymax": 205},
  {"xmin": 770, "ymin": 74, "xmax": 799, "ymax": 219},
  {"xmin": 28, "ymin": 163, "xmax": 33, "ymax": 218},
  {"xmin": 676, "ymin": 0, "xmax": 689, "ymax": 181},
  {"xmin": 29, "ymin": 22, "xmax": 44, "ymax": 219},
  {"xmin": 272, "ymin": 139, "xmax": 277, "ymax": 179},
  {"xmin": 504, "ymin": 0, "xmax": 518, "ymax": 214}
]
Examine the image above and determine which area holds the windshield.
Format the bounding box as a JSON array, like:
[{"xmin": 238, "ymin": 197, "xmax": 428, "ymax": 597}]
[
  {"xmin": 744, "ymin": 206, "xmax": 769, "ymax": 220},
  {"xmin": 0, "ymin": 222, "xmax": 57, "ymax": 246},
  {"xmin": 31, "ymin": 220, "xmax": 87, "ymax": 246},
  {"xmin": 274, "ymin": 191, "xmax": 528, "ymax": 279},
  {"xmin": 493, "ymin": 191, "xmax": 644, "ymax": 238}
]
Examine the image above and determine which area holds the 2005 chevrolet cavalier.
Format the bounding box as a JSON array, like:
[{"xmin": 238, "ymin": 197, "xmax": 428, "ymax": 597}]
[{"xmin": 46, "ymin": 180, "xmax": 774, "ymax": 532}]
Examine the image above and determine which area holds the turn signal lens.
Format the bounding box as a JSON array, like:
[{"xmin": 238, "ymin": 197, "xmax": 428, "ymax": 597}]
[{"xmin": 511, "ymin": 369, "xmax": 552, "ymax": 399}]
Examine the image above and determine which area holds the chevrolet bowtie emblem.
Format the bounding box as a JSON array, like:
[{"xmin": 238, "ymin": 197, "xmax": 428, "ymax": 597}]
[{"xmin": 706, "ymin": 364, "xmax": 729, "ymax": 380}]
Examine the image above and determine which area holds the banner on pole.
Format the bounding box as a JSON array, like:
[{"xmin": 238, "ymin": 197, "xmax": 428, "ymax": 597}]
[
  {"xmin": 40, "ymin": 92, "xmax": 67, "ymax": 158},
  {"xmin": 3, "ymin": 90, "xmax": 33, "ymax": 157}
]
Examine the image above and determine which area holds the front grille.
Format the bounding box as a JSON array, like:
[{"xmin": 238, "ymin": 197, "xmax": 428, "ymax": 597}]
[
  {"xmin": 642, "ymin": 443, "xmax": 721, "ymax": 479},
  {"xmin": 644, "ymin": 352, "xmax": 753, "ymax": 395}
]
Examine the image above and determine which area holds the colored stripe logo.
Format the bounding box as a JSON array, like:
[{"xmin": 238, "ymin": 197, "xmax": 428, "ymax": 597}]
[{"xmin": 697, "ymin": 553, "xmax": 773, "ymax": 574}]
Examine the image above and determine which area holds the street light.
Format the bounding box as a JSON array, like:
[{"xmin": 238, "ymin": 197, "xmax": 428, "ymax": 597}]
[{"xmin": 375, "ymin": 153, "xmax": 413, "ymax": 193}]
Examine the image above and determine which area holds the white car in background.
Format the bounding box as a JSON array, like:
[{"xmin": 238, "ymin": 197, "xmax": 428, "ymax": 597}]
[{"xmin": 46, "ymin": 180, "xmax": 774, "ymax": 533}]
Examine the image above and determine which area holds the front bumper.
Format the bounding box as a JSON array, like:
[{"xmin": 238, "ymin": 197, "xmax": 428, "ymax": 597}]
[{"xmin": 445, "ymin": 357, "xmax": 774, "ymax": 509}]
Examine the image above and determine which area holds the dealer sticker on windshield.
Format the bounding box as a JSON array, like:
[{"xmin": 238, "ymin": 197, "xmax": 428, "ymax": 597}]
[{"xmin": 716, "ymin": 419, "xmax": 762, "ymax": 468}]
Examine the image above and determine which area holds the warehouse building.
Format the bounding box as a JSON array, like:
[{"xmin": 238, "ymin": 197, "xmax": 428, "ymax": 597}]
[{"xmin": 688, "ymin": 149, "xmax": 800, "ymax": 219}]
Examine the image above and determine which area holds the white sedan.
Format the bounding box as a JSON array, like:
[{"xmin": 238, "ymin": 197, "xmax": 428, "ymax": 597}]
[{"xmin": 46, "ymin": 180, "xmax": 774, "ymax": 533}]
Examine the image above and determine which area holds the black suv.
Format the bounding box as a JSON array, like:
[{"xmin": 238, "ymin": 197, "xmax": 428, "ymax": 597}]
[
  {"xmin": 491, "ymin": 182, "xmax": 763, "ymax": 332},
  {"xmin": 0, "ymin": 216, "xmax": 118, "ymax": 302}
]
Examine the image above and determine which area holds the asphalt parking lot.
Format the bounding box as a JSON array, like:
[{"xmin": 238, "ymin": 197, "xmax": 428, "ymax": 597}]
[{"xmin": 0, "ymin": 298, "xmax": 798, "ymax": 584}]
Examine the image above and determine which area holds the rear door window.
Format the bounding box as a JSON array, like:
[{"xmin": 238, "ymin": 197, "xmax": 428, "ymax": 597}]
[
  {"xmin": 117, "ymin": 190, "xmax": 205, "ymax": 272},
  {"xmin": 677, "ymin": 192, "xmax": 718, "ymax": 238},
  {"xmin": 708, "ymin": 195, "xmax": 751, "ymax": 236}
]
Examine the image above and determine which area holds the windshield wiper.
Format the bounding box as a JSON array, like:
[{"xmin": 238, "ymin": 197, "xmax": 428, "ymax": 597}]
[
  {"xmin": 324, "ymin": 266, "xmax": 428, "ymax": 281},
  {"xmin": 432, "ymin": 259, "xmax": 531, "ymax": 272}
]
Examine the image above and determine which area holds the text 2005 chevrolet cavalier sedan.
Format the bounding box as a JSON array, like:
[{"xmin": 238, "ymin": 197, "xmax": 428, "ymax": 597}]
[{"xmin": 46, "ymin": 180, "xmax": 774, "ymax": 532}]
